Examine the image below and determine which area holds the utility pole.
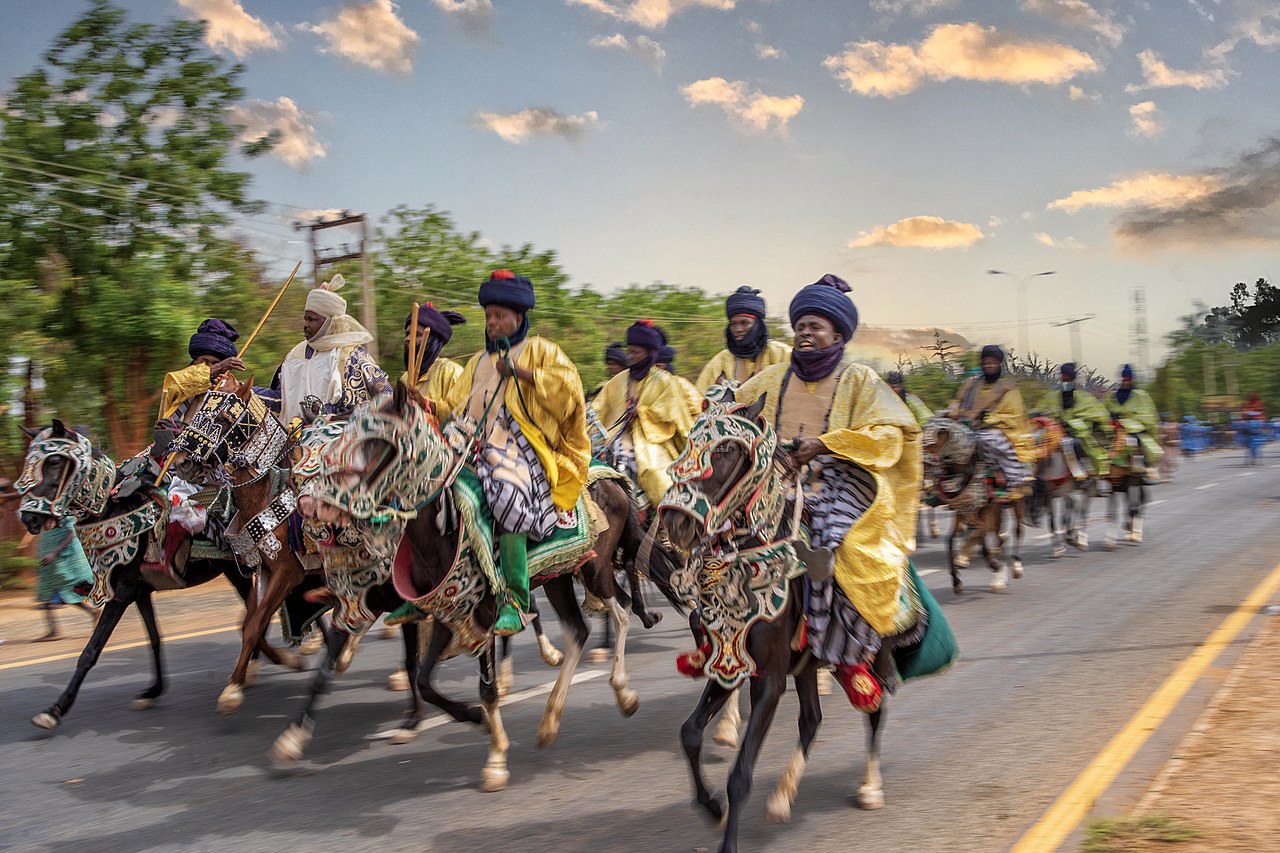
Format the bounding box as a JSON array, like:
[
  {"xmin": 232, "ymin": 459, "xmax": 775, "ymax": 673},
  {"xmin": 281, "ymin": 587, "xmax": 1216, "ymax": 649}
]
[
  {"xmin": 295, "ymin": 211, "xmax": 377, "ymax": 352},
  {"xmin": 1051, "ymin": 314, "xmax": 1095, "ymax": 365},
  {"xmin": 1131, "ymin": 287, "xmax": 1150, "ymax": 380},
  {"xmin": 987, "ymin": 269, "xmax": 1057, "ymax": 359}
]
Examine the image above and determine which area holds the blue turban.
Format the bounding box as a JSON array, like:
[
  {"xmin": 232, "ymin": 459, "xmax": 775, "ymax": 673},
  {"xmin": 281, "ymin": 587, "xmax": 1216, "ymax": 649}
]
[
  {"xmin": 604, "ymin": 342, "xmax": 627, "ymax": 366},
  {"xmin": 789, "ymin": 274, "xmax": 857, "ymax": 340},
  {"xmin": 188, "ymin": 319, "xmax": 239, "ymax": 361},
  {"xmin": 478, "ymin": 269, "xmax": 535, "ymax": 313},
  {"xmin": 980, "ymin": 344, "xmax": 1005, "ymax": 362},
  {"xmin": 1060, "ymin": 362, "xmax": 1077, "ymax": 379},
  {"xmin": 405, "ymin": 303, "xmax": 465, "ymax": 344},
  {"xmin": 725, "ymin": 286, "xmax": 767, "ymax": 319},
  {"xmin": 657, "ymin": 345, "xmax": 676, "ymax": 367},
  {"xmin": 1121, "ymin": 364, "xmax": 1134, "ymax": 380},
  {"xmin": 626, "ymin": 320, "xmax": 665, "ymax": 351}
]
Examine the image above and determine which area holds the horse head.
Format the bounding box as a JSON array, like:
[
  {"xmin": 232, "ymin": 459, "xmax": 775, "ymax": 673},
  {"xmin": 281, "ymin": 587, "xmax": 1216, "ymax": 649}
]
[
  {"xmin": 658, "ymin": 388, "xmax": 774, "ymax": 557},
  {"xmin": 16, "ymin": 419, "xmax": 115, "ymax": 534},
  {"xmin": 166, "ymin": 373, "xmax": 283, "ymax": 486},
  {"xmin": 921, "ymin": 416, "xmax": 976, "ymax": 478},
  {"xmin": 308, "ymin": 380, "xmax": 454, "ymax": 529}
]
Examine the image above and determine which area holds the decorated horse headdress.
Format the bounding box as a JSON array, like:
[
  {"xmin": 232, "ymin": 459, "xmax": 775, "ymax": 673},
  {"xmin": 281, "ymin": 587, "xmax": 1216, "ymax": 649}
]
[
  {"xmin": 16, "ymin": 421, "xmax": 115, "ymax": 519},
  {"xmin": 168, "ymin": 375, "xmax": 290, "ymax": 487},
  {"xmin": 921, "ymin": 416, "xmax": 977, "ymax": 473}
]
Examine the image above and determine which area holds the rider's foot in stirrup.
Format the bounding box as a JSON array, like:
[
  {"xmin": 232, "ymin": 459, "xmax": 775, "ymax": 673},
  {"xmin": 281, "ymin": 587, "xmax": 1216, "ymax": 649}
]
[{"xmin": 493, "ymin": 602, "xmax": 525, "ymax": 636}]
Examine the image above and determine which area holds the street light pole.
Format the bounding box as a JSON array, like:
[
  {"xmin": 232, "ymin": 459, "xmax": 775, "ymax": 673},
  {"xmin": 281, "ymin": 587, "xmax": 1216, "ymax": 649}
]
[
  {"xmin": 987, "ymin": 269, "xmax": 1057, "ymax": 358},
  {"xmin": 1051, "ymin": 314, "xmax": 1095, "ymax": 365}
]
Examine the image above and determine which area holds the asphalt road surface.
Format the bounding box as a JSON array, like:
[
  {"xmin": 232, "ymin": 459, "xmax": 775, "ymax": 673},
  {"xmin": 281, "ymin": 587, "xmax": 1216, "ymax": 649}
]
[{"xmin": 2, "ymin": 450, "xmax": 1277, "ymax": 853}]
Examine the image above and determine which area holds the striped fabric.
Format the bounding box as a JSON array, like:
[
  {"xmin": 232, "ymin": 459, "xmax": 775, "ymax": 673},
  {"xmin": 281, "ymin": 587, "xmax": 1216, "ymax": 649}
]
[
  {"xmin": 477, "ymin": 406, "xmax": 557, "ymax": 540},
  {"xmin": 974, "ymin": 429, "xmax": 1029, "ymax": 484}
]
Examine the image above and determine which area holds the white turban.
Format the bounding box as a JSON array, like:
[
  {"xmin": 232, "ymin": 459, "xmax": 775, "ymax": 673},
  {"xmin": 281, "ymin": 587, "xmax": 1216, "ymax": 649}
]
[{"xmin": 306, "ymin": 273, "xmax": 348, "ymax": 318}]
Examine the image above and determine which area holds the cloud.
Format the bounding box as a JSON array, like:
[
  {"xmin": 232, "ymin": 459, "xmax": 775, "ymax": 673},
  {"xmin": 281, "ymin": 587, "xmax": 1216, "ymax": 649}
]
[
  {"xmin": 566, "ymin": 0, "xmax": 735, "ymax": 29},
  {"xmin": 1047, "ymin": 172, "xmax": 1222, "ymax": 212},
  {"xmin": 988, "ymin": 215, "xmax": 1003, "ymax": 228},
  {"xmin": 849, "ymin": 215, "xmax": 985, "ymax": 249},
  {"xmin": 1112, "ymin": 136, "xmax": 1280, "ymax": 248},
  {"xmin": 1125, "ymin": 49, "xmax": 1230, "ymax": 92},
  {"xmin": 824, "ymin": 23, "xmax": 1098, "ymax": 98},
  {"xmin": 869, "ymin": 0, "xmax": 958, "ymax": 17},
  {"xmin": 293, "ymin": 208, "xmax": 348, "ymax": 223},
  {"xmin": 472, "ymin": 107, "xmax": 602, "ymax": 144},
  {"xmin": 742, "ymin": 18, "xmax": 761, "ymax": 33},
  {"xmin": 302, "ymin": 0, "xmax": 419, "ymax": 75},
  {"xmin": 1068, "ymin": 84, "xmax": 1100, "ymax": 101},
  {"xmin": 178, "ymin": 0, "xmax": 281, "ymax": 58},
  {"xmin": 1128, "ymin": 101, "xmax": 1163, "ymax": 138},
  {"xmin": 1034, "ymin": 231, "xmax": 1086, "ymax": 248},
  {"xmin": 754, "ymin": 43, "xmax": 785, "ymax": 59},
  {"xmin": 681, "ymin": 77, "xmax": 804, "ymax": 132},
  {"xmin": 1020, "ymin": 0, "xmax": 1125, "ymax": 47},
  {"xmin": 589, "ymin": 33, "xmax": 667, "ymax": 70},
  {"xmin": 1216, "ymin": 1, "xmax": 1280, "ymax": 52},
  {"xmin": 431, "ymin": 0, "xmax": 495, "ymax": 36},
  {"xmin": 227, "ymin": 97, "xmax": 326, "ymax": 168}
]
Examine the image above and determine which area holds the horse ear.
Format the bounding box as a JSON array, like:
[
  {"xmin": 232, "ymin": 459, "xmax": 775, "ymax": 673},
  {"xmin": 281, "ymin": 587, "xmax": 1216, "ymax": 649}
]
[
  {"xmin": 21, "ymin": 425, "xmax": 41, "ymax": 439},
  {"xmin": 238, "ymin": 375, "xmax": 255, "ymax": 399},
  {"xmin": 742, "ymin": 395, "xmax": 767, "ymax": 422},
  {"xmin": 52, "ymin": 418, "xmax": 68, "ymax": 437},
  {"xmin": 393, "ymin": 379, "xmax": 410, "ymax": 414}
]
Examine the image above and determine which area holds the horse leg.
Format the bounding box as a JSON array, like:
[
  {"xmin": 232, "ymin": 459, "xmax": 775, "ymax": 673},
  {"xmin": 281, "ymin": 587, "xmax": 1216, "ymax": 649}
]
[
  {"xmin": 928, "ymin": 506, "xmax": 940, "ymax": 539},
  {"xmin": 987, "ymin": 509, "xmax": 1008, "ymax": 592},
  {"xmin": 537, "ymin": 575, "xmax": 588, "ymax": 748},
  {"xmin": 947, "ymin": 515, "xmax": 964, "ymax": 594},
  {"xmin": 1126, "ymin": 481, "xmax": 1145, "ymax": 543},
  {"xmin": 1104, "ymin": 491, "xmax": 1119, "ymax": 550},
  {"xmin": 220, "ymin": 562, "xmax": 303, "ymax": 715},
  {"xmin": 588, "ymin": 613, "xmax": 612, "ymax": 665},
  {"xmin": 531, "ymin": 597, "xmax": 564, "ymax": 666},
  {"xmin": 388, "ymin": 622, "xmax": 426, "ymax": 744},
  {"xmin": 497, "ymin": 634, "xmax": 514, "ymax": 698},
  {"xmin": 1010, "ymin": 505, "xmax": 1025, "ymax": 580},
  {"xmin": 765, "ymin": 656, "xmax": 822, "ymax": 824},
  {"xmin": 859, "ymin": 704, "xmax": 888, "ymax": 810},
  {"xmin": 604, "ymin": 595, "xmax": 639, "ymax": 716},
  {"xmin": 1050, "ymin": 495, "xmax": 1066, "ymax": 558},
  {"xmin": 721, "ymin": 664, "xmax": 788, "ymax": 853},
  {"xmin": 414, "ymin": 620, "xmax": 484, "ymax": 725},
  {"xmin": 478, "ymin": 640, "xmax": 511, "ymax": 792},
  {"xmin": 131, "ymin": 589, "xmax": 166, "ymax": 710},
  {"xmin": 32, "ymin": 596, "xmax": 132, "ymax": 730},
  {"xmin": 713, "ymin": 688, "xmax": 743, "ymax": 748},
  {"xmin": 269, "ymin": 622, "xmax": 349, "ymax": 765},
  {"xmin": 681, "ymin": 681, "xmax": 735, "ymax": 822}
]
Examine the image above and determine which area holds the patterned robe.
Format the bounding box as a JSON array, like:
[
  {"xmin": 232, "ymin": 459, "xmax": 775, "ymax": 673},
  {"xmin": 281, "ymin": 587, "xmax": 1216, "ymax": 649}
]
[
  {"xmin": 695, "ymin": 340, "xmax": 792, "ymax": 392},
  {"xmin": 592, "ymin": 368, "xmax": 699, "ymax": 508},
  {"xmin": 262, "ymin": 343, "xmax": 391, "ymax": 423}
]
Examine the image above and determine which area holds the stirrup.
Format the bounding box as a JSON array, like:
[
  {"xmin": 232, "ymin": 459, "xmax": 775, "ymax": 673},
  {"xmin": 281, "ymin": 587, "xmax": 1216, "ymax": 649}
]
[
  {"xmin": 493, "ymin": 602, "xmax": 526, "ymax": 637},
  {"xmin": 385, "ymin": 601, "xmax": 427, "ymax": 627}
]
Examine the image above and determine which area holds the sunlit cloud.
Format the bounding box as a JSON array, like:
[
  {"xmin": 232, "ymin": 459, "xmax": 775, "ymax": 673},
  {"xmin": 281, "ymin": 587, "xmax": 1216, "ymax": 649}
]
[
  {"xmin": 1128, "ymin": 101, "xmax": 1164, "ymax": 138},
  {"xmin": 178, "ymin": 0, "xmax": 281, "ymax": 58},
  {"xmin": 869, "ymin": 0, "xmax": 958, "ymax": 17},
  {"xmin": 1021, "ymin": 0, "xmax": 1125, "ymax": 47},
  {"xmin": 590, "ymin": 33, "xmax": 667, "ymax": 70},
  {"xmin": 227, "ymin": 97, "xmax": 326, "ymax": 169},
  {"xmin": 472, "ymin": 107, "xmax": 602, "ymax": 144},
  {"xmin": 681, "ymin": 77, "xmax": 804, "ymax": 132},
  {"xmin": 1034, "ymin": 231, "xmax": 1087, "ymax": 249},
  {"xmin": 824, "ymin": 23, "xmax": 1098, "ymax": 98},
  {"xmin": 1068, "ymin": 85, "xmax": 1100, "ymax": 101},
  {"xmin": 1048, "ymin": 172, "xmax": 1222, "ymax": 213},
  {"xmin": 754, "ymin": 43, "xmax": 785, "ymax": 60},
  {"xmin": 566, "ymin": 0, "xmax": 735, "ymax": 29},
  {"xmin": 431, "ymin": 0, "xmax": 495, "ymax": 37},
  {"xmin": 849, "ymin": 215, "xmax": 985, "ymax": 249},
  {"xmin": 301, "ymin": 0, "xmax": 419, "ymax": 75},
  {"xmin": 1125, "ymin": 49, "xmax": 1230, "ymax": 92}
]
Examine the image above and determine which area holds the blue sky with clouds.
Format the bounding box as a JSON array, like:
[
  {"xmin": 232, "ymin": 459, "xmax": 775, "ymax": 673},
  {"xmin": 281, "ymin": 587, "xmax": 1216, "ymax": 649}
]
[{"xmin": 4, "ymin": 0, "xmax": 1280, "ymax": 374}]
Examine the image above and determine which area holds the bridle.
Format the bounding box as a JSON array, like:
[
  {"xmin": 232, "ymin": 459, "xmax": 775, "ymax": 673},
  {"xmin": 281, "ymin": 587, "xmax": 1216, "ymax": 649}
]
[{"xmin": 16, "ymin": 429, "xmax": 115, "ymax": 520}]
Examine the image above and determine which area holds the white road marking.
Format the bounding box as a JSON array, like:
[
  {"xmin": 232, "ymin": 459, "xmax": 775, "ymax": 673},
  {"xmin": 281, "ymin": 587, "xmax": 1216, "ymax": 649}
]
[
  {"xmin": 1147, "ymin": 499, "xmax": 1166, "ymax": 507},
  {"xmin": 1271, "ymin": 463, "xmax": 1280, "ymax": 469},
  {"xmin": 1194, "ymin": 482, "xmax": 1220, "ymax": 491},
  {"xmin": 1239, "ymin": 471, "xmax": 1256, "ymax": 477},
  {"xmin": 367, "ymin": 670, "xmax": 606, "ymax": 740},
  {"xmin": 918, "ymin": 568, "xmax": 940, "ymax": 577}
]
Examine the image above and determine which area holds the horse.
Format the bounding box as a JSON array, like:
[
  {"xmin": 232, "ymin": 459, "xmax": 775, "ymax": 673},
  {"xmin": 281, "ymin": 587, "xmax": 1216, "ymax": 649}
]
[
  {"xmin": 1104, "ymin": 427, "xmax": 1149, "ymax": 548},
  {"xmin": 16, "ymin": 420, "xmax": 302, "ymax": 731},
  {"xmin": 282, "ymin": 382, "xmax": 658, "ymax": 789},
  {"xmin": 658, "ymin": 389, "xmax": 912, "ymax": 853},
  {"xmin": 922, "ymin": 417, "xmax": 1025, "ymax": 594},
  {"xmin": 1026, "ymin": 416, "xmax": 1091, "ymax": 558}
]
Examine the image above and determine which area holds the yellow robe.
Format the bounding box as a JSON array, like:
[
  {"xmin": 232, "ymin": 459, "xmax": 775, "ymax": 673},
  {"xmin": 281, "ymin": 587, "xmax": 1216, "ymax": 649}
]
[
  {"xmin": 669, "ymin": 371, "xmax": 704, "ymax": 415},
  {"xmin": 592, "ymin": 368, "xmax": 700, "ymax": 507},
  {"xmin": 737, "ymin": 361, "xmax": 922, "ymax": 636},
  {"xmin": 948, "ymin": 376, "xmax": 1037, "ymax": 465},
  {"xmin": 157, "ymin": 363, "xmax": 213, "ymax": 422},
  {"xmin": 695, "ymin": 340, "xmax": 793, "ymax": 392},
  {"xmin": 441, "ymin": 338, "xmax": 590, "ymax": 511},
  {"xmin": 401, "ymin": 357, "xmax": 463, "ymax": 414}
]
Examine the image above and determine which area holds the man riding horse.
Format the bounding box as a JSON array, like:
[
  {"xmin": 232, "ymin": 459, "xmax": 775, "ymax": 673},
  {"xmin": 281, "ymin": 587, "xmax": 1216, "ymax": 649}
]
[
  {"xmin": 1034, "ymin": 362, "xmax": 1112, "ymax": 481},
  {"xmin": 732, "ymin": 273, "xmax": 924, "ymax": 709},
  {"xmin": 402, "ymin": 302, "xmax": 465, "ymax": 413},
  {"xmin": 695, "ymin": 285, "xmax": 791, "ymax": 392},
  {"xmin": 1106, "ymin": 364, "xmax": 1162, "ymax": 478},
  {"xmin": 439, "ymin": 269, "xmax": 592, "ymax": 636},
  {"xmin": 945, "ymin": 344, "xmax": 1034, "ymax": 499},
  {"xmin": 886, "ymin": 370, "xmax": 932, "ymax": 427}
]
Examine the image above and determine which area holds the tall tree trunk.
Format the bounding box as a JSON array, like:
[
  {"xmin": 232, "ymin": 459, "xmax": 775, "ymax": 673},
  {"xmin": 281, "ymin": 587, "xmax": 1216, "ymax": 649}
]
[{"xmin": 23, "ymin": 359, "xmax": 38, "ymax": 429}]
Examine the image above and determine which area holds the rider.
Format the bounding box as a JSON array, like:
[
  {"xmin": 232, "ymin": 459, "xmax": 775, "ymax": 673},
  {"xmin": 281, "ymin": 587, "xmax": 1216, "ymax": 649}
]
[
  {"xmin": 658, "ymin": 344, "xmax": 704, "ymax": 416},
  {"xmin": 945, "ymin": 344, "xmax": 1035, "ymax": 497},
  {"xmin": 588, "ymin": 342, "xmax": 628, "ymax": 402},
  {"xmin": 695, "ymin": 286, "xmax": 791, "ymax": 391},
  {"xmin": 1034, "ymin": 363, "xmax": 1112, "ymax": 480},
  {"xmin": 402, "ymin": 303, "xmax": 466, "ymax": 414},
  {"xmin": 592, "ymin": 320, "xmax": 699, "ymax": 512},
  {"xmin": 1105, "ymin": 365, "xmax": 1162, "ymax": 478},
  {"xmin": 886, "ymin": 371, "xmax": 933, "ymax": 427},
  {"xmin": 734, "ymin": 273, "xmax": 922, "ymax": 710},
  {"xmin": 156, "ymin": 319, "xmax": 245, "ymax": 422},
  {"xmin": 440, "ymin": 270, "xmax": 591, "ymax": 636},
  {"xmin": 263, "ymin": 274, "xmax": 391, "ymax": 424}
]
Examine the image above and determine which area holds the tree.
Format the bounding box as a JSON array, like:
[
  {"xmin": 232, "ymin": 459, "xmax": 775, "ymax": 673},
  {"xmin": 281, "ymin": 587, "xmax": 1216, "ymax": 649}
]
[
  {"xmin": 919, "ymin": 329, "xmax": 963, "ymax": 376},
  {"xmin": 0, "ymin": 1, "xmax": 278, "ymax": 455},
  {"xmin": 1207, "ymin": 278, "xmax": 1280, "ymax": 350}
]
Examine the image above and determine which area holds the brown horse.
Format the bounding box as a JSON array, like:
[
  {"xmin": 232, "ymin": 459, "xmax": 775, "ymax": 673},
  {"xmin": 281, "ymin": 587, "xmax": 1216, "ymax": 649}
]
[
  {"xmin": 280, "ymin": 382, "xmax": 658, "ymax": 788},
  {"xmin": 17, "ymin": 420, "xmax": 301, "ymax": 731}
]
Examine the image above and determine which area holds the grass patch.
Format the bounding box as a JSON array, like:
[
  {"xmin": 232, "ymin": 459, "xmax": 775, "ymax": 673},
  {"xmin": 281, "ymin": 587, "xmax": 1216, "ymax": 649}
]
[{"xmin": 1084, "ymin": 815, "xmax": 1200, "ymax": 851}]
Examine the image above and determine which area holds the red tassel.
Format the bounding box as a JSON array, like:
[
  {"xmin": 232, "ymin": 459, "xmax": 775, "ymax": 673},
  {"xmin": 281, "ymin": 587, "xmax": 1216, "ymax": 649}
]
[
  {"xmin": 676, "ymin": 643, "xmax": 712, "ymax": 678},
  {"xmin": 835, "ymin": 663, "xmax": 882, "ymax": 714}
]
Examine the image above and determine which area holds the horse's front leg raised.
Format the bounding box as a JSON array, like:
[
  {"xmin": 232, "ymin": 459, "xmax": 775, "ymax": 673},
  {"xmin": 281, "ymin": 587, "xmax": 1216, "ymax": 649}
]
[
  {"xmin": 220, "ymin": 561, "xmax": 304, "ymax": 715},
  {"xmin": 415, "ymin": 619, "xmax": 484, "ymax": 725},
  {"xmin": 537, "ymin": 575, "xmax": 588, "ymax": 748},
  {"xmin": 606, "ymin": 595, "xmax": 639, "ymax": 717},
  {"xmin": 32, "ymin": 596, "xmax": 132, "ymax": 730},
  {"xmin": 269, "ymin": 620, "xmax": 350, "ymax": 765}
]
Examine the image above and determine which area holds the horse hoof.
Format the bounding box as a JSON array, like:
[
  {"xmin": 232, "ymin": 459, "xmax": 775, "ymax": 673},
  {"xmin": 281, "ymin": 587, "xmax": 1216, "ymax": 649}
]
[
  {"xmin": 929, "ymin": 524, "xmax": 941, "ymax": 539},
  {"xmin": 269, "ymin": 723, "xmax": 311, "ymax": 764},
  {"xmin": 388, "ymin": 728, "xmax": 418, "ymax": 745},
  {"xmin": 538, "ymin": 636, "xmax": 565, "ymax": 667},
  {"xmin": 1051, "ymin": 545, "xmax": 1065, "ymax": 559},
  {"xmin": 587, "ymin": 647, "xmax": 611, "ymax": 665},
  {"xmin": 277, "ymin": 651, "xmax": 303, "ymax": 672},
  {"xmin": 216, "ymin": 685, "xmax": 243, "ymax": 715},
  {"xmin": 243, "ymin": 659, "xmax": 261, "ymax": 688},
  {"xmin": 536, "ymin": 725, "xmax": 560, "ymax": 749},
  {"xmin": 615, "ymin": 689, "xmax": 639, "ymax": 718},
  {"xmin": 480, "ymin": 766, "xmax": 510, "ymax": 792},
  {"xmin": 1103, "ymin": 538, "xmax": 1117, "ymax": 551},
  {"xmin": 989, "ymin": 577, "xmax": 1007, "ymax": 592},
  {"xmin": 952, "ymin": 580, "xmax": 964, "ymax": 595},
  {"xmin": 954, "ymin": 554, "xmax": 970, "ymax": 569},
  {"xmin": 857, "ymin": 787, "xmax": 886, "ymax": 810},
  {"xmin": 1012, "ymin": 560, "xmax": 1024, "ymax": 580},
  {"xmin": 765, "ymin": 793, "xmax": 792, "ymax": 824},
  {"xmin": 31, "ymin": 712, "xmax": 59, "ymax": 730},
  {"xmin": 387, "ymin": 670, "xmax": 410, "ymax": 692},
  {"xmin": 299, "ymin": 633, "xmax": 324, "ymax": 656}
]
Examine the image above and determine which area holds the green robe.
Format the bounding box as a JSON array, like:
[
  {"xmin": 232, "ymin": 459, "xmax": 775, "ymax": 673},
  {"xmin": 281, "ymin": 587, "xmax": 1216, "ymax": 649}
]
[
  {"xmin": 903, "ymin": 393, "xmax": 933, "ymax": 428},
  {"xmin": 1034, "ymin": 388, "xmax": 1113, "ymax": 475},
  {"xmin": 1106, "ymin": 388, "xmax": 1164, "ymax": 465}
]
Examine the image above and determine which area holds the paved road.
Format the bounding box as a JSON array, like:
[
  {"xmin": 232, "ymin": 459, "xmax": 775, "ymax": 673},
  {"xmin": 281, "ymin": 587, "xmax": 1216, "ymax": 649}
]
[{"xmin": 1, "ymin": 451, "xmax": 1277, "ymax": 853}]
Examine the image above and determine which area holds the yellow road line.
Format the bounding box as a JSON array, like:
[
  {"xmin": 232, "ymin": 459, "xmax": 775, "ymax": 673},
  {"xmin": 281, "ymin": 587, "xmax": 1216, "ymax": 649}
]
[
  {"xmin": 0, "ymin": 624, "xmax": 240, "ymax": 671},
  {"xmin": 1011, "ymin": 559, "xmax": 1280, "ymax": 852}
]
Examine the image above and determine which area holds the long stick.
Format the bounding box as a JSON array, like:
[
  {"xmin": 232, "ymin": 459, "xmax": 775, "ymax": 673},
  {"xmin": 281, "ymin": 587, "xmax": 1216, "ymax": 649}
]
[
  {"xmin": 412, "ymin": 328, "xmax": 431, "ymax": 389},
  {"xmin": 238, "ymin": 261, "xmax": 302, "ymax": 360},
  {"xmin": 407, "ymin": 302, "xmax": 421, "ymax": 387},
  {"xmin": 154, "ymin": 451, "xmax": 175, "ymax": 487}
]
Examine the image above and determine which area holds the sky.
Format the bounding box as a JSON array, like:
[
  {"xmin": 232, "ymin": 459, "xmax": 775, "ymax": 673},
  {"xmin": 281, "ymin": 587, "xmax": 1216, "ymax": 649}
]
[{"xmin": 4, "ymin": 0, "xmax": 1280, "ymax": 376}]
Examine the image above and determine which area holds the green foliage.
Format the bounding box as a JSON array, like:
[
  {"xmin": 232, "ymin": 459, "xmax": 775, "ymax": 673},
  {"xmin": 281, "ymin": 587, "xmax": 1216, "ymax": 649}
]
[
  {"xmin": 1206, "ymin": 278, "xmax": 1280, "ymax": 351},
  {"xmin": 0, "ymin": 540, "xmax": 36, "ymax": 590},
  {"xmin": 1083, "ymin": 814, "xmax": 1199, "ymax": 852}
]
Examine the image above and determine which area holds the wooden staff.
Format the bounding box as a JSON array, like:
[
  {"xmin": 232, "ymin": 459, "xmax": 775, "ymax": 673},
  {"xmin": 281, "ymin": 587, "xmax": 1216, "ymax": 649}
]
[
  {"xmin": 238, "ymin": 261, "xmax": 302, "ymax": 360},
  {"xmin": 412, "ymin": 327, "xmax": 432, "ymax": 389},
  {"xmin": 153, "ymin": 451, "xmax": 176, "ymax": 487},
  {"xmin": 407, "ymin": 302, "xmax": 421, "ymax": 387}
]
